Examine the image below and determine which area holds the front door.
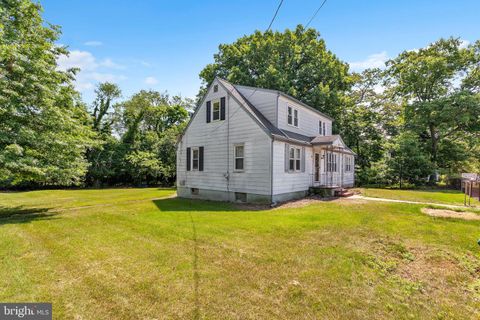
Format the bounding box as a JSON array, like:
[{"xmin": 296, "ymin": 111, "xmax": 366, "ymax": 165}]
[{"xmin": 314, "ymin": 153, "xmax": 320, "ymax": 182}]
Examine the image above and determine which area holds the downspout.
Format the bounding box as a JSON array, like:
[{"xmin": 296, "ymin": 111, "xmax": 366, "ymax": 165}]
[
  {"xmin": 226, "ymin": 95, "xmax": 230, "ymax": 199},
  {"xmin": 276, "ymin": 92, "xmax": 279, "ymax": 127},
  {"xmin": 270, "ymin": 137, "xmax": 274, "ymax": 205},
  {"xmin": 271, "ymin": 93, "xmax": 280, "ymax": 205}
]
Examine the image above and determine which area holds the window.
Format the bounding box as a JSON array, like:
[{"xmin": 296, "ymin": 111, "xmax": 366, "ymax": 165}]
[
  {"xmin": 212, "ymin": 100, "xmax": 220, "ymax": 121},
  {"xmin": 234, "ymin": 144, "xmax": 244, "ymax": 171},
  {"xmin": 235, "ymin": 192, "xmax": 247, "ymax": 202},
  {"xmin": 213, "ymin": 84, "xmax": 218, "ymax": 92},
  {"xmin": 325, "ymin": 152, "xmax": 337, "ymax": 172},
  {"xmin": 287, "ymin": 106, "xmax": 298, "ymax": 127},
  {"xmin": 289, "ymin": 147, "xmax": 301, "ymax": 171},
  {"xmin": 191, "ymin": 188, "xmax": 199, "ymax": 195},
  {"xmin": 192, "ymin": 147, "xmax": 199, "ymax": 170},
  {"xmin": 319, "ymin": 121, "xmax": 326, "ymax": 135},
  {"xmin": 345, "ymin": 156, "xmax": 352, "ymax": 172}
]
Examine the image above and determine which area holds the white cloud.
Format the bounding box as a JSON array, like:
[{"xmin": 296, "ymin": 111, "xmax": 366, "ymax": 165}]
[
  {"xmin": 144, "ymin": 76, "xmax": 159, "ymax": 85},
  {"xmin": 100, "ymin": 58, "xmax": 125, "ymax": 70},
  {"xmin": 459, "ymin": 39, "xmax": 470, "ymax": 49},
  {"xmin": 349, "ymin": 51, "xmax": 389, "ymax": 72},
  {"xmin": 84, "ymin": 41, "xmax": 103, "ymax": 47},
  {"xmin": 57, "ymin": 50, "xmax": 97, "ymax": 71},
  {"xmin": 57, "ymin": 50, "xmax": 127, "ymax": 93}
]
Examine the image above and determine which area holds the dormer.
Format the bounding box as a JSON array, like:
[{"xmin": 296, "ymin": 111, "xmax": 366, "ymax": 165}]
[{"xmin": 234, "ymin": 84, "xmax": 333, "ymax": 137}]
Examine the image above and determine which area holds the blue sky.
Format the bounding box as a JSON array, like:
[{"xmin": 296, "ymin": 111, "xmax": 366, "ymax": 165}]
[{"xmin": 42, "ymin": 0, "xmax": 480, "ymax": 103}]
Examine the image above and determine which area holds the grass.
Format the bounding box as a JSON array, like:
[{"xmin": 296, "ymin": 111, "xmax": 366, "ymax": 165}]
[
  {"xmin": 357, "ymin": 187, "xmax": 480, "ymax": 207},
  {"xmin": 0, "ymin": 188, "xmax": 480, "ymax": 319}
]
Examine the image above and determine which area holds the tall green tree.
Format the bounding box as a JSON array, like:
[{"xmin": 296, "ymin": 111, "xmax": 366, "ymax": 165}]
[
  {"xmin": 199, "ymin": 25, "xmax": 352, "ymax": 123},
  {"xmin": 342, "ymin": 69, "xmax": 402, "ymax": 184},
  {"xmin": 386, "ymin": 38, "xmax": 480, "ymax": 175},
  {"xmin": 86, "ymin": 82, "xmax": 122, "ymax": 186},
  {"xmin": 116, "ymin": 91, "xmax": 190, "ymax": 185},
  {"xmin": 91, "ymin": 82, "xmax": 121, "ymax": 134},
  {"xmin": 387, "ymin": 132, "xmax": 433, "ymax": 187},
  {"xmin": 0, "ymin": 0, "xmax": 96, "ymax": 187}
]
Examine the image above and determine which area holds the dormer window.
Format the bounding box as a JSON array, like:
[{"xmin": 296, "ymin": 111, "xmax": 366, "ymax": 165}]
[
  {"xmin": 287, "ymin": 106, "xmax": 298, "ymax": 127},
  {"xmin": 319, "ymin": 121, "xmax": 326, "ymax": 136}
]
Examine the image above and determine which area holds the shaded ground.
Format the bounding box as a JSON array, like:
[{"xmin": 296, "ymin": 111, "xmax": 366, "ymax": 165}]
[{"xmin": 0, "ymin": 188, "xmax": 479, "ymax": 319}]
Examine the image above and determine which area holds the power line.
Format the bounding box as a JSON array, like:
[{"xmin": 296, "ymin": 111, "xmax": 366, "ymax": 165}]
[
  {"xmin": 244, "ymin": 0, "xmax": 284, "ymax": 101},
  {"xmin": 305, "ymin": 0, "xmax": 328, "ymax": 28},
  {"xmin": 266, "ymin": 0, "xmax": 284, "ymax": 32}
]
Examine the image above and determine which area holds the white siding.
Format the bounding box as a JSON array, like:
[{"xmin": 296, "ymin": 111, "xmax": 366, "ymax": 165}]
[
  {"xmin": 235, "ymin": 86, "xmax": 278, "ymax": 126},
  {"xmin": 272, "ymin": 140, "xmax": 313, "ymax": 195},
  {"xmin": 177, "ymin": 79, "xmax": 272, "ymax": 196},
  {"xmin": 277, "ymin": 95, "xmax": 332, "ymax": 136}
]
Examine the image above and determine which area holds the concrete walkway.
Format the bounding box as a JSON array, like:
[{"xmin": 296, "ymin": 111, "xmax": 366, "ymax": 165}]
[{"xmin": 349, "ymin": 194, "xmax": 478, "ymax": 210}]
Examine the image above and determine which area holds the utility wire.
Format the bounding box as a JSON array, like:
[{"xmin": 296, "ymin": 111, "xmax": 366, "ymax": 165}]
[
  {"xmin": 246, "ymin": 0, "xmax": 284, "ymax": 101},
  {"xmin": 305, "ymin": 0, "xmax": 328, "ymax": 28},
  {"xmin": 266, "ymin": 0, "xmax": 284, "ymax": 32}
]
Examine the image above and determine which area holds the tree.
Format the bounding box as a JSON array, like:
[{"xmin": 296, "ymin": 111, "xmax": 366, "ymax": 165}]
[
  {"xmin": 0, "ymin": 0, "xmax": 96, "ymax": 187},
  {"xmin": 387, "ymin": 132, "xmax": 433, "ymax": 187},
  {"xmin": 199, "ymin": 25, "xmax": 352, "ymax": 124},
  {"xmin": 91, "ymin": 82, "xmax": 121, "ymax": 134},
  {"xmin": 117, "ymin": 91, "xmax": 189, "ymax": 185},
  {"xmin": 386, "ymin": 38, "xmax": 480, "ymax": 176},
  {"xmin": 342, "ymin": 69, "xmax": 400, "ymax": 184},
  {"xmin": 86, "ymin": 83, "xmax": 122, "ymax": 186}
]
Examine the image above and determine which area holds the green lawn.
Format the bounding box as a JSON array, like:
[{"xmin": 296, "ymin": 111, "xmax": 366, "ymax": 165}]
[
  {"xmin": 1, "ymin": 188, "xmax": 480, "ymax": 319},
  {"xmin": 357, "ymin": 187, "xmax": 480, "ymax": 207}
]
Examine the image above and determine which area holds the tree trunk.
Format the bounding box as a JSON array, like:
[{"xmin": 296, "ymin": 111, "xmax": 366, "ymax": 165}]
[{"xmin": 429, "ymin": 123, "xmax": 438, "ymax": 183}]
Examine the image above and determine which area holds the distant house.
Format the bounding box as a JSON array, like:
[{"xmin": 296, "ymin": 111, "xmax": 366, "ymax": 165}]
[{"xmin": 176, "ymin": 77, "xmax": 355, "ymax": 203}]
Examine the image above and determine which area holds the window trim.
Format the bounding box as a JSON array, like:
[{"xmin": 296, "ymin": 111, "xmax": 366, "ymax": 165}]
[
  {"xmin": 287, "ymin": 105, "xmax": 299, "ymax": 128},
  {"xmin": 191, "ymin": 147, "xmax": 199, "ymax": 171},
  {"xmin": 289, "ymin": 146, "xmax": 301, "ymax": 172},
  {"xmin": 234, "ymin": 144, "xmax": 245, "ymax": 172},
  {"xmin": 211, "ymin": 99, "xmax": 221, "ymax": 122}
]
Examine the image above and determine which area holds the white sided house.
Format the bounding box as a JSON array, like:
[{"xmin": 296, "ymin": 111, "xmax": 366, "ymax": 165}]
[{"xmin": 176, "ymin": 78, "xmax": 355, "ymax": 203}]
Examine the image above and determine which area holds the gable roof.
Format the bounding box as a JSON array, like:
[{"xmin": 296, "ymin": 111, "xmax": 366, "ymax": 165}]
[
  {"xmin": 217, "ymin": 78, "xmax": 285, "ymax": 136},
  {"xmin": 179, "ymin": 77, "xmax": 354, "ymax": 154}
]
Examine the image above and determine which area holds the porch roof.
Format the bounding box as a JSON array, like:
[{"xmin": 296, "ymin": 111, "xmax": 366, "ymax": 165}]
[{"xmin": 311, "ymin": 135, "xmax": 356, "ymax": 155}]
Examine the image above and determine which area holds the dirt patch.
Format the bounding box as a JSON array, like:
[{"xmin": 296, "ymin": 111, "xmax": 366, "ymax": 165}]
[
  {"xmin": 421, "ymin": 208, "xmax": 480, "ymax": 220},
  {"xmin": 234, "ymin": 195, "xmax": 369, "ymax": 211}
]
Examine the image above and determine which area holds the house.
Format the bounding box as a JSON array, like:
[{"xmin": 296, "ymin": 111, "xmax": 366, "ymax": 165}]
[{"xmin": 176, "ymin": 77, "xmax": 355, "ymax": 203}]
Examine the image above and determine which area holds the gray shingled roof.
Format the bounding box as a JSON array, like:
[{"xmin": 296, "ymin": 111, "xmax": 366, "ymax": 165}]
[{"xmin": 310, "ymin": 135, "xmax": 340, "ymax": 145}]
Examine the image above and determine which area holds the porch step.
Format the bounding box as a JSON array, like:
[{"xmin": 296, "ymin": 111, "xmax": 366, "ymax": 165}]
[
  {"xmin": 310, "ymin": 187, "xmax": 354, "ymax": 198},
  {"xmin": 334, "ymin": 188, "xmax": 354, "ymax": 197}
]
